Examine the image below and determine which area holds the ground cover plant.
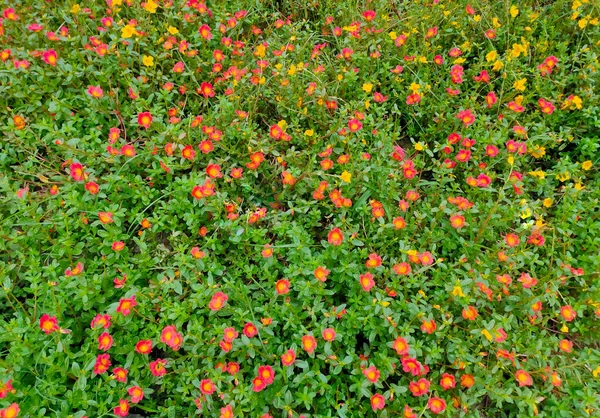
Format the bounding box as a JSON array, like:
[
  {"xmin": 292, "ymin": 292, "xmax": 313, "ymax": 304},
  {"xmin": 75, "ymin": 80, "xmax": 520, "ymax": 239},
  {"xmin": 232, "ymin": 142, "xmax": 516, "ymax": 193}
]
[{"xmin": 1, "ymin": 0, "xmax": 600, "ymax": 416}]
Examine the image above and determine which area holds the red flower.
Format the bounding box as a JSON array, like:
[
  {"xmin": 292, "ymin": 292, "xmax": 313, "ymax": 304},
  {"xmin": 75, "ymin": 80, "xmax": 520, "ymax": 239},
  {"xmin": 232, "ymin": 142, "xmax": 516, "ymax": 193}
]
[
  {"xmin": 116, "ymin": 295, "xmax": 136, "ymax": 316},
  {"xmin": 93, "ymin": 354, "xmax": 111, "ymax": 375},
  {"xmin": 450, "ymin": 214, "xmax": 465, "ymax": 229},
  {"xmin": 0, "ymin": 404, "xmax": 20, "ymax": 418},
  {"xmin": 456, "ymin": 109, "xmax": 476, "ymax": 126},
  {"xmin": 252, "ymin": 376, "xmax": 267, "ymax": 392},
  {"xmin": 200, "ymin": 379, "xmax": 216, "ymax": 395},
  {"xmin": 243, "ymin": 322, "xmax": 258, "ymax": 338},
  {"xmin": 128, "ymin": 386, "xmax": 144, "ymax": 403},
  {"xmin": 137, "ymin": 112, "xmax": 153, "ymax": 129},
  {"xmin": 421, "ymin": 318, "xmax": 436, "ymax": 334},
  {"xmin": 428, "ymin": 397, "xmax": 447, "ymax": 414},
  {"xmin": 440, "ymin": 373, "xmax": 456, "ymax": 390},
  {"xmin": 113, "ymin": 367, "xmax": 128, "ymax": 383},
  {"xmin": 504, "ymin": 233, "xmax": 520, "ymax": 247},
  {"xmin": 257, "ymin": 365, "xmax": 275, "ymax": 384},
  {"xmin": 208, "ymin": 291, "xmax": 229, "ymax": 311},
  {"xmin": 135, "ymin": 339, "xmax": 153, "ymax": 354},
  {"xmin": 42, "ymin": 49, "xmax": 58, "ymax": 66},
  {"xmin": 220, "ymin": 405, "xmax": 234, "ymax": 418},
  {"xmin": 462, "ymin": 306, "xmax": 478, "ymax": 321},
  {"xmin": 223, "ymin": 327, "xmax": 239, "ymax": 342},
  {"xmin": 98, "ymin": 332, "xmax": 113, "ymax": 351},
  {"xmin": 348, "ymin": 119, "xmax": 363, "ymax": 132},
  {"xmin": 161, "ymin": 325, "xmax": 183, "ymax": 350},
  {"xmin": 560, "ymin": 305, "xmax": 577, "ymax": 322},
  {"xmin": 365, "ymin": 253, "xmax": 382, "ymax": 268},
  {"xmin": 200, "ymin": 82, "xmax": 215, "ymax": 98},
  {"xmin": 327, "ymin": 227, "xmax": 344, "ymax": 246},
  {"xmin": 198, "ymin": 24, "xmax": 212, "ymax": 39},
  {"xmin": 149, "ymin": 359, "xmax": 167, "ymax": 377},
  {"xmin": 281, "ymin": 349, "xmax": 296, "ymax": 366},
  {"xmin": 409, "ymin": 378, "xmax": 430, "ymax": 396},
  {"xmin": 0, "ymin": 380, "xmax": 13, "ymax": 399},
  {"xmin": 39, "ymin": 313, "xmax": 59, "ymax": 334},
  {"xmin": 114, "ymin": 399, "xmax": 129, "ymax": 417},
  {"xmin": 69, "ymin": 162, "xmax": 85, "ymax": 182},
  {"xmin": 90, "ymin": 314, "xmax": 111, "ymax": 329},
  {"xmin": 87, "ymin": 85, "xmax": 103, "ymax": 98},
  {"xmin": 370, "ymin": 394, "xmax": 385, "ymax": 411}
]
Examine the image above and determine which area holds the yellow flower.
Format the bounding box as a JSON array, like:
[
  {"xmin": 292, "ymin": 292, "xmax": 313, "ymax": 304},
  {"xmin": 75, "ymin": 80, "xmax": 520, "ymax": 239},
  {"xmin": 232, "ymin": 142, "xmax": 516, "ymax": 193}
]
[
  {"xmin": 513, "ymin": 78, "xmax": 527, "ymax": 91},
  {"xmin": 582, "ymin": 161, "xmax": 593, "ymax": 170},
  {"xmin": 121, "ymin": 24, "xmax": 137, "ymax": 38},
  {"xmin": 418, "ymin": 56, "xmax": 428, "ymax": 63},
  {"xmin": 510, "ymin": 5, "xmax": 519, "ymax": 18},
  {"xmin": 277, "ymin": 120, "xmax": 287, "ymax": 129},
  {"xmin": 561, "ymin": 324, "xmax": 569, "ymax": 333},
  {"xmin": 414, "ymin": 143, "xmax": 424, "ymax": 151},
  {"xmin": 144, "ymin": 0, "xmax": 158, "ymax": 13},
  {"xmin": 492, "ymin": 60, "xmax": 504, "ymax": 71},
  {"xmin": 579, "ymin": 17, "xmax": 589, "ymax": 29},
  {"xmin": 486, "ymin": 50, "xmax": 497, "ymax": 62},
  {"xmin": 409, "ymin": 82, "xmax": 421, "ymax": 93},
  {"xmin": 507, "ymin": 155, "xmax": 515, "ymax": 166},
  {"xmin": 364, "ymin": 100, "xmax": 370, "ymax": 110},
  {"xmin": 167, "ymin": 26, "xmax": 179, "ymax": 35},
  {"xmin": 515, "ymin": 95, "xmax": 524, "ymax": 105},
  {"xmin": 572, "ymin": 96, "xmax": 583, "ymax": 109},
  {"xmin": 388, "ymin": 31, "xmax": 398, "ymax": 40},
  {"xmin": 593, "ymin": 365, "xmax": 600, "ymax": 378},
  {"xmin": 255, "ymin": 44, "xmax": 266, "ymax": 58},
  {"xmin": 343, "ymin": 24, "xmax": 359, "ymax": 32},
  {"xmin": 572, "ymin": 0, "xmax": 582, "ymax": 10},
  {"xmin": 142, "ymin": 55, "xmax": 154, "ymax": 66},
  {"xmin": 543, "ymin": 198, "xmax": 553, "ymax": 207},
  {"xmin": 520, "ymin": 208, "xmax": 532, "ymax": 219},
  {"xmin": 362, "ymin": 83, "xmax": 373, "ymax": 93},
  {"xmin": 481, "ymin": 330, "xmax": 493, "ymax": 341},
  {"xmin": 451, "ymin": 285, "xmax": 465, "ymax": 297},
  {"xmin": 287, "ymin": 64, "xmax": 297, "ymax": 76},
  {"xmin": 340, "ymin": 171, "xmax": 352, "ymax": 183},
  {"xmin": 492, "ymin": 17, "xmax": 502, "ymax": 28},
  {"xmin": 574, "ymin": 183, "xmax": 585, "ymax": 191},
  {"xmin": 304, "ymin": 129, "xmax": 314, "ymax": 137},
  {"xmin": 337, "ymin": 74, "xmax": 343, "ymax": 81},
  {"xmin": 70, "ymin": 4, "xmax": 81, "ymax": 13},
  {"xmin": 259, "ymin": 76, "xmax": 266, "ymax": 85},
  {"xmin": 528, "ymin": 170, "xmax": 545, "ymax": 179},
  {"xmin": 454, "ymin": 57, "xmax": 466, "ymax": 64},
  {"xmin": 556, "ymin": 172, "xmax": 570, "ymax": 182},
  {"xmin": 473, "ymin": 14, "xmax": 481, "ymax": 22},
  {"xmin": 530, "ymin": 146, "xmax": 546, "ymax": 158}
]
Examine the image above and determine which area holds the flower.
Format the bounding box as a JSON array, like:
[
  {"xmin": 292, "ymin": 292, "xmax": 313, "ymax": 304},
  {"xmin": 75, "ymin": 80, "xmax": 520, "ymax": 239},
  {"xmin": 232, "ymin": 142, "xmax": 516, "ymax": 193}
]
[
  {"xmin": 135, "ymin": 339, "xmax": 153, "ymax": 354},
  {"xmin": 257, "ymin": 365, "xmax": 275, "ymax": 384},
  {"xmin": 208, "ymin": 291, "xmax": 229, "ymax": 311},
  {"xmin": 113, "ymin": 367, "xmax": 128, "ymax": 383},
  {"xmin": 87, "ymin": 85, "xmax": 103, "ymax": 98},
  {"xmin": 427, "ymin": 397, "xmax": 447, "ymax": 414},
  {"xmin": 560, "ymin": 305, "xmax": 577, "ymax": 322},
  {"xmin": 328, "ymin": 228, "xmax": 344, "ymax": 246},
  {"xmin": 322, "ymin": 328, "xmax": 336, "ymax": 342},
  {"xmin": 363, "ymin": 366, "xmax": 380, "ymax": 383},
  {"xmin": 161, "ymin": 325, "xmax": 183, "ymax": 350},
  {"xmin": 281, "ymin": 349, "xmax": 296, "ymax": 366},
  {"xmin": 98, "ymin": 332, "xmax": 114, "ymax": 351},
  {"xmin": 302, "ymin": 335, "xmax": 317, "ymax": 354},
  {"xmin": 42, "ymin": 49, "xmax": 58, "ymax": 66},
  {"xmin": 440, "ymin": 373, "xmax": 456, "ymax": 390},
  {"xmin": 370, "ymin": 394, "xmax": 385, "ymax": 411},
  {"xmin": 314, "ymin": 266, "xmax": 330, "ymax": 282},
  {"xmin": 93, "ymin": 354, "xmax": 111, "ymax": 374},
  {"xmin": 359, "ymin": 272, "xmax": 375, "ymax": 292},
  {"xmin": 149, "ymin": 359, "xmax": 167, "ymax": 377},
  {"xmin": 515, "ymin": 369, "xmax": 533, "ymax": 386},
  {"xmin": 243, "ymin": 322, "xmax": 258, "ymax": 338},
  {"xmin": 128, "ymin": 386, "xmax": 144, "ymax": 403},
  {"xmin": 114, "ymin": 400, "xmax": 129, "ymax": 417},
  {"xmin": 409, "ymin": 378, "xmax": 430, "ymax": 396},
  {"xmin": 39, "ymin": 314, "xmax": 59, "ymax": 334},
  {"xmin": 200, "ymin": 379, "xmax": 216, "ymax": 395},
  {"xmin": 252, "ymin": 376, "xmax": 267, "ymax": 392},
  {"xmin": 116, "ymin": 296, "xmax": 136, "ymax": 316},
  {"xmin": 275, "ymin": 279, "xmax": 290, "ymax": 295},
  {"xmin": 392, "ymin": 337, "xmax": 410, "ymax": 355},
  {"xmin": 450, "ymin": 214, "xmax": 466, "ymax": 229},
  {"xmin": 137, "ymin": 112, "xmax": 153, "ymax": 129}
]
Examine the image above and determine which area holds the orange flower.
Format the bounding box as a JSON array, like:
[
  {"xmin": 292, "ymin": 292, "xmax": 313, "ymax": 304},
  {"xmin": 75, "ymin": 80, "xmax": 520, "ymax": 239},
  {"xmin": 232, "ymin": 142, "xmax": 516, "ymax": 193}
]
[
  {"xmin": 515, "ymin": 369, "xmax": 533, "ymax": 386},
  {"xmin": 161, "ymin": 325, "xmax": 183, "ymax": 350},
  {"xmin": 302, "ymin": 335, "xmax": 317, "ymax": 354},
  {"xmin": 243, "ymin": 322, "xmax": 258, "ymax": 338},
  {"xmin": 460, "ymin": 374, "xmax": 475, "ymax": 388},
  {"xmin": 98, "ymin": 211, "xmax": 114, "ymax": 224},
  {"xmin": 220, "ymin": 405, "xmax": 234, "ymax": 418},
  {"xmin": 327, "ymin": 227, "xmax": 344, "ymax": 246},
  {"xmin": 128, "ymin": 386, "xmax": 144, "ymax": 403},
  {"xmin": 93, "ymin": 353, "xmax": 111, "ymax": 375},
  {"xmin": 252, "ymin": 376, "xmax": 267, "ymax": 392},
  {"xmin": 200, "ymin": 379, "xmax": 216, "ymax": 395},
  {"xmin": 114, "ymin": 399, "xmax": 129, "ymax": 417},
  {"xmin": 135, "ymin": 339, "xmax": 153, "ymax": 354},
  {"xmin": 392, "ymin": 336, "xmax": 410, "ymax": 355},
  {"xmin": 199, "ymin": 82, "xmax": 214, "ymax": 98},
  {"xmin": 314, "ymin": 266, "xmax": 330, "ymax": 282},
  {"xmin": 275, "ymin": 279, "xmax": 290, "ymax": 295},
  {"xmin": 421, "ymin": 318, "xmax": 436, "ymax": 334},
  {"xmin": 558, "ymin": 339, "xmax": 573, "ymax": 353},
  {"xmin": 42, "ymin": 49, "xmax": 58, "ymax": 66},
  {"xmin": 359, "ymin": 272, "xmax": 375, "ymax": 292},
  {"xmin": 116, "ymin": 295, "xmax": 136, "ymax": 316},
  {"xmin": 409, "ymin": 378, "xmax": 430, "ymax": 396},
  {"xmin": 504, "ymin": 233, "xmax": 520, "ymax": 247},
  {"xmin": 450, "ymin": 214, "xmax": 465, "ymax": 229},
  {"xmin": 462, "ymin": 306, "xmax": 478, "ymax": 321},
  {"xmin": 440, "ymin": 373, "xmax": 456, "ymax": 390},
  {"xmin": 393, "ymin": 262, "xmax": 411, "ymax": 275},
  {"xmin": 560, "ymin": 305, "xmax": 577, "ymax": 322},
  {"xmin": 365, "ymin": 253, "xmax": 382, "ymax": 268}
]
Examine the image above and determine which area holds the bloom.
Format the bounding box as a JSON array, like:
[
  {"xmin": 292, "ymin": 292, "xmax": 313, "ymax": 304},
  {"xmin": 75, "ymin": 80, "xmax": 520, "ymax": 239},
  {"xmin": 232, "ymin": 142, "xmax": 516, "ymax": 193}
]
[
  {"xmin": 135, "ymin": 339, "xmax": 153, "ymax": 354},
  {"xmin": 93, "ymin": 354, "xmax": 111, "ymax": 374},
  {"xmin": 116, "ymin": 296, "xmax": 136, "ymax": 316},
  {"xmin": 370, "ymin": 394, "xmax": 385, "ymax": 411},
  {"xmin": 515, "ymin": 369, "xmax": 533, "ymax": 386},
  {"xmin": 39, "ymin": 314, "xmax": 59, "ymax": 334},
  {"xmin": 137, "ymin": 112, "xmax": 153, "ymax": 129},
  {"xmin": 200, "ymin": 379, "xmax": 216, "ymax": 395},
  {"xmin": 302, "ymin": 335, "xmax": 317, "ymax": 354},
  {"xmin": 128, "ymin": 386, "xmax": 144, "ymax": 403},
  {"xmin": 281, "ymin": 349, "xmax": 296, "ymax": 366},
  {"xmin": 114, "ymin": 399, "xmax": 129, "ymax": 417},
  {"xmin": 149, "ymin": 359, "xmax": 167, "ymax": 377},
  {"xmin": 98, "ymin": 332, "xmax": 114, "ymax": 351},
  {"xmin": 322, "ymin": 328, "xmax": 336, "ymax": 342},
  {"xmin": 328, "ymin": 227, "xmax": 344, "ymax": 246},
  {"xmin": 208, "ymin": 291, "xmax": 229, "ymax": 311},
  {"xmin": 428, "ymin": 397, "xmax": 447, "ymax": 414},
  {"xmin": 363, "ymin": 366, "xmax": 380, "ymax": 383},
  {"xmin": 359, "ymin": 272, "xmax": 375, "ymax": 292}
]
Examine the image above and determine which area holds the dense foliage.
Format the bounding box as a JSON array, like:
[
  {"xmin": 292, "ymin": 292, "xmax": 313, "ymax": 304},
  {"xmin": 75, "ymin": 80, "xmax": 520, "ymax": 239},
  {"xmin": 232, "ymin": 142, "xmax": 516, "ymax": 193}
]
[{"xmin": 1, "ymin": 0, "xmax": 600, "ymax": 416}]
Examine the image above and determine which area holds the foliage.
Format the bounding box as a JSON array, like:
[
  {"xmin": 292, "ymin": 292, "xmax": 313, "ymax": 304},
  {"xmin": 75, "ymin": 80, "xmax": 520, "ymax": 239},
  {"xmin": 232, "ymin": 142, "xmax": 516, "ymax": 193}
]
[{"xmin": 1, "ymin": 0, "xmax": 600, "ymax": 417}]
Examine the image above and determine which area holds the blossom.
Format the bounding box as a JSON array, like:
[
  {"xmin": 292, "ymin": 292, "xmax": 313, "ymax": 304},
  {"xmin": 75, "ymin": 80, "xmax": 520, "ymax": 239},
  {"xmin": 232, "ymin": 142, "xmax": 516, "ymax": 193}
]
[
  {"xmin": 370, "ymin": 394, "xmax": 385, "ymax": 411},
  {"xmin": 281, "ymin": 349, "xmax": 296, "ymax": 366},
  {"xmin": 328, "ymin": 228, "xmax": 344, "ymax": 246},
  {"xmin": 200, "ymin": 379, "xmax": 216, "ymax": 395},
  {"xmin": 409, "ymin": 378, "xmax": 430, "ymax": 396},
  {"xmin": 450, "ymin": 214, "xmax": 466, "ymax": 229},
  {"xmin": 42, "ymin": 49, "xmax": 58, "ymax": 66},
  {"xmin": 252, "ymin": 376, "xmax": 267, "ymax": 392},
  {"xmin": 363, "ymin": 366, "xmax": 380, "ymax": 383},
  {"xmin": 456, "ymin": 109, "xmax": 476, "ymax": 126},
  {"xmin": 440, "ymin": 373, "xmax": 456, "ymax": 390},
  {"xmin": 560, "ymin": 305, "xmax": 577, "ymax": 322},
  {"xmin": 116, "ymin": 296, "xmax": 136, "ymax": 316},
  {"xmin": 137, "ymin": 112, "xmax": 153, "ymax": 129},
  {"xmin": 87, "ymin": 85, "xmax": 103, "ymax": 98},
  {"xmin": 322, "ymin": 328, "xmax": 336, "ymax": 342},
  {"xmin": 199, "ymin": 82, "xmax": 214, "ymax": 98},
  {"xmin": 93, "ymin": 354, "xmax": 111, "ymax": 374},
  {"xmin": 392, "ymin": 337, "xmax": 410, "ymax": 355},
  {"xmin": 359, "ymin": 272, "xmax": 375, "ymax": 292},
  {"xmin": 128, "ymin": 386, "xmax": 144, "ymax": 403},
  {"xmin": 257, "ymin": 365, "xmax": 275, "ymax": 384},
  {"xmin": 98, "ymin": 332, "xmax": 114, "ymax": 351},
  {"xmin": 113, "ymin": 367, "xmax": 128, "ymax": 383},
  {"xmin": 302, "ymin": 335, "xmax": 317, "ymax": 354},
  {"xmin": 149, "ymin": 359, "xmax": 167, "ymax": 377},
  {"xmin": 161, "ymin": 325, "xmax": 183, "ymax": 350},
  {"xmin": 427, "ymin": 397, "xmax": 447, "ymax": 414},
  {"xmin": 515, "ymin": 369, "xmax": 533, "ymax": 386},
  {"xmin": 69, "ymin": 163, "xmax": 85, "ymax": 181},
  {"xmin": 39, "ymin": 314, "xmax": 59, "ymax": 334},
  {"xmin": 275, "ymin": 279, "xmax": 290, "ymax": 295},
  {"xmin": 208, "ymin": 291, "xmax": 229, "ymax": 311}
]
